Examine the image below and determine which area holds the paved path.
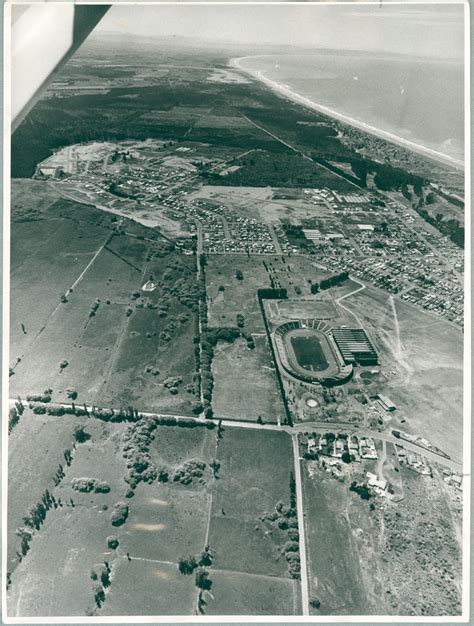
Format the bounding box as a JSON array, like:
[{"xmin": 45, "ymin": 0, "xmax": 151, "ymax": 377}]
[{"xmin": 291, "ymin": 434, "xmax": 310, "ymax": 615}]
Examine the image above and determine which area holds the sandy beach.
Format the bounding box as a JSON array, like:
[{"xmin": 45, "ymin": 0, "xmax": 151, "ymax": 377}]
[{"xmin": 230, "ymin": 56, "xmax": 464, "ymax": 171}]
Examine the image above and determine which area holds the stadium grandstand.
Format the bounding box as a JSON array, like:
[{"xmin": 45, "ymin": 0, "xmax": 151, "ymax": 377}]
[
  {"xmin": 273, "ymin": 320, "xmax": 353, "ymax": 386},
  {"xmin": 331, "ymin": 328, "xmax": 378, "ymax": 366}
]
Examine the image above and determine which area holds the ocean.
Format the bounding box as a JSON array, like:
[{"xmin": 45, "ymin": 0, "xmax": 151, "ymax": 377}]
[{"xmin": 237, "ymin": 52, "xmax": 464, "ymax": 163}]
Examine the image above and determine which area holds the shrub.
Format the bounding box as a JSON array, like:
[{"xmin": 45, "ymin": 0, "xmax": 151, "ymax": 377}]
[
  {"xmin": 73, "ymin": 425, "xmax": 90, "ymax": 443},
  {"xmin": 107, "ymin": 536, "xmax": 119, "ymax": 549}
]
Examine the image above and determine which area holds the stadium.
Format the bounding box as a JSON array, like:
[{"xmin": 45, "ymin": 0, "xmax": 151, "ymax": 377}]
[{"xmin": 273, "ymin": 319, "xmax": 354, "ymax": 386}]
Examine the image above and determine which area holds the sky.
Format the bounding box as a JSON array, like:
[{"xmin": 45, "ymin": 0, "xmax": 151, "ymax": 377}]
[{"xmin": 95, "ymin": 3, "xmax": 465, "ymax": 59}]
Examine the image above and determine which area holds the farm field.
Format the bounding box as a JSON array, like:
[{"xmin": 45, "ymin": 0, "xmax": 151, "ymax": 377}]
[
  {"xmin": 7, "ymin": 408, "xmax": 90, "ymax": 571},
  {"xmin": 8, "ymin": 505, "xmax": 119, "ymax": 617},
  {"xmin": 211, "ymin": 335, "xmax": 284, "ymax": 423},
  {"xmin": 206, "ymin": 254, "xmax": 332, "ymax": 332},
  {"xmin": 205, "ymin": 569, "xmax": 299, "ymax": 615},
  {"xmin": 11, "ymin": 178, "xmax": 60, "ymax": 218},
  {"xmin": 7, "ymin": 417, "xmax": 130, "ymax": 617},
  {"xmin": 10, "ymin": 216, "xmax": 109, "ymax": 361},
  {"xmin": 7, "ymin": 420, "xmax": 219, "ymax": 617},
  {"xmin": 100, "ymin": 559, "xmax": 196, "ymax": 616},
  {"xmin": 206, "ymin": 255, "xmax": 270, "ymax": 332},
  {"xmin": 206, "ymin": 428, "xmax": 299, "ymax": 614},
  {"xmin": 343, "ymin": 285, "xmax": 463, "ymax": 460},
  {"xmin": 10, "ymin": 207, "xmax": 200, "ymax": 414}
]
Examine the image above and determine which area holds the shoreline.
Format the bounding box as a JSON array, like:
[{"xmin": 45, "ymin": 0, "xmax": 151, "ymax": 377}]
[{"xmin": 229, "ymin": 56, "xmax": 464, "ymax": 171}]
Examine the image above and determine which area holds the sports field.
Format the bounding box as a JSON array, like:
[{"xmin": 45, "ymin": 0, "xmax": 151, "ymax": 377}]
[{"xmin": 290, "ymin": 335, "xmax": 329, "ymax": 372}]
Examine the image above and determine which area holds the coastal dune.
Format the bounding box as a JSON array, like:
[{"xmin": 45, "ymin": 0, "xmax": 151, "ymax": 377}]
[{"xmin": 230, "ymin": 55, "xmax": 464, "ymax": 170}]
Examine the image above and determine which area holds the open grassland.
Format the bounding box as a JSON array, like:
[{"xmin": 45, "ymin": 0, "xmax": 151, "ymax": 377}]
[
  {"xmin": 100, "ymin": 559, "xmax": 196, "ymax": 616},
  {"xmin": 7, "ymin": 417, "xmax": 129, "ymax": 617},
  {"xmin": 302, "ymin": 463, "xmax": 372, "ymax": 615},
  {"xmin": 206, "ymin": 254, "xmax": 332, "ymax": 332},
  {"xmin": 302, "ymin": 460, "xmax": 462, "ymax": 617},
  {"xmin": 206, "ymin": 428, "xmax": 298, "ymax": 614},
  {"xmin": 8, "ymin": 505, "xmax": 119, "ymax": 617},
  {"xmin": 10, "ymin": 205, "xmax": 199, "ymax": 414},
  {"xmin": 8, "ymin": 421, "xmax": 218, "ymax": 617},
  {"xmin": 11, "ymin": 179, "xmax": 60, "ymax": 219},
  {"xmin": 100, "ymin": 251, "xmax": 198, "ymax": 415},
  {"xmin": 7, "ymin": 408, "xmax": 88, "ymax": 570},
  {"xmin": 205, "ymin": 569, "xmax": 299, "ymax": 615},
  {"xmin": 342, "ymin": 285, "xmax": 463, "ymax": 460},
  {"xmin": 211, "ymin": 335, "xmax": 284, "ymax": 423},
  {"xmin": 10, "ymin": 216, "xmax": 108, "ymax": 361},
  {"xmin": 206, "ymin": 255, "xmax": 270, "ymax": 332}
]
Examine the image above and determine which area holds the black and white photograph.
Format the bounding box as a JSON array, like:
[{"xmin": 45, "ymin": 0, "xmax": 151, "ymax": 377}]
[{"xmin": 3, "ymin": 1, "xmax": 469, "ymax": 620}]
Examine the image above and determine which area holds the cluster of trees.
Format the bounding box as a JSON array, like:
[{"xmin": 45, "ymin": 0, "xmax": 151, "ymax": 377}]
[
  {"xmin": 16, "ymin": 488, "xmax": 64, "ymax": 562},
  {"xmin": 91, "ymin": 561, "xmax": 112, "ymax": 608},
  {"xmin": 320, "ymin": 271, "xmax": 349, "ymax": 290},
  {"xmin": 122, "ymin": 416, "xmax": 215, "ymax": 494},
  {"xmin": 178, "ymin": 546, "xmax": 213, "ymax": 576},
  {"xmin": 8, "ymin": 398, "xmax": 24, "ymax": 434},
  {"xmin": 52, "ymin": 462, "xmax": 66, "ymax": 487},
  {"xmin": 289, "ymin": 472, "xmax": 297, "ymax": 510},
  {"xmin": 26, "ymin": 392, "xmax": 51, "ymax": 403},
  {"xmin": 172, "ymin": 459, "xmax": 206, "ymax": 486},
  {"xmin": 28, "ymin": 401, "xmax": 145, "ymax": 423},
  {"xmin": 260, "ymin": 496, "xmax": 300, "ymax": 579},
  {"xmin": 163, "ymin": 376, "xmax": 183, "ymax": 395},
  {"xmin": 416, "ymin": 207, "xmax": 464, "ymax": 248},
  {"xmin": 71, "ymin": 477, "xmax": 111, "ymax": 494},
  {"xmin": 122, "ymin": 419, "xmax": 159, "ymax": 491},
  {"xmin": 350, "ymin": 481, "xmax": 372, "ymax": 500},
  {"xmin": 348, "ymin": 156, "xmax": 426, "ymax": 193}
]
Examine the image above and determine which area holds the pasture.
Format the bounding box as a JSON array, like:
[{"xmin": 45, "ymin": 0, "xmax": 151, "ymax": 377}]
[
  {"xmin": 208, "ymin": 428, "xmax": 296, "ymax": 581},
  {"xmin": 101, "ymin": 558, "xmax": 196, "ymax": 616},
  {"xmin": 7, "ymin": 420, "xmax": 218, "ymax": 617},
  {"xmin": 10, "ymin": 209, "xmax": 200, "ymax": 414},
  {"xmin": 211, "ymin": 336, "xmax": 284, "ymax": 423},
  {"xmin": 7, "ymin": 409, "xmax": 87, "ymax": 570},
  {"xmin": 7, "ymin": 417, "xmax": 129, "ymax": 617},
  {"xmin": 205, "ymin": 569, "xmax": 299, "ymax": 615},
  {"xmin": 206, "ymin": 255, "xmax": 270, "ymax": 332}
]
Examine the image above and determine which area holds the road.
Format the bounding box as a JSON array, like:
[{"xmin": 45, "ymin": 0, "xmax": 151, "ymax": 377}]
[
  {"xmin": 10, "ymin": 397, "xmax": 461, "ymax": 470},
  {"xmin": 335, "ymin": 276, "xmax": 366, "ymax": 327},
  {"xmin": 291, "ymin": 434, "xmax": 310, "ymax": 615}
]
